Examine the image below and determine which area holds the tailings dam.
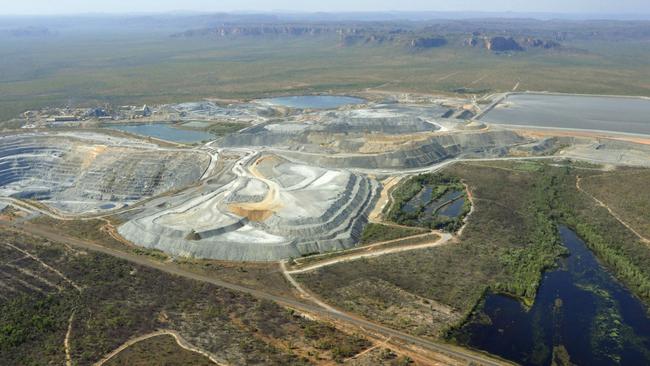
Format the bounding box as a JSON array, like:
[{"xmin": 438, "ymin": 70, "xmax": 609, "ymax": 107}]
[{"xmin": 480, "ymin": 93, "xmax": 650, "ymax": 136}]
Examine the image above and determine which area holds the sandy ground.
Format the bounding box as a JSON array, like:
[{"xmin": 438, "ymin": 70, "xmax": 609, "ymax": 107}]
[
  {"xmin": 515, "ymin": 128, "xmax": 650, "ymax": 146},
  {"xmin": 228, "ymin": 156, "xmax": 283, "ymax": 221},
  {"xmin": 368, "ymin": 176, "xmax": 403, "ymax": 223}
]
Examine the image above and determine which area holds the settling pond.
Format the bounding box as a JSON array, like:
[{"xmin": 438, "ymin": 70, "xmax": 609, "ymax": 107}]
[
  {"xmin": 257, "ymin": 95, "xmax": 365, "ymax": 109},
  {"xmin": 403, "ymin": 187, "xmax": 465, "ymax": 225},
  {"xmin": 453, "ymin": 226, "xmax": 650, "ymax": 365},
  {"xmin": 481, "ymin": 93, "xmax": 650, "ymax": 136},
  {"xmin": 106, "ymin": 123, "xmax": 216, "ymax": 143}
]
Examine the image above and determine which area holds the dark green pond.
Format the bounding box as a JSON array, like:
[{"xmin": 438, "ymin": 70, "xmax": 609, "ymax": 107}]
[{"xmin": 453, "ymin": 226, "xmax": 650, "ymax": 365}]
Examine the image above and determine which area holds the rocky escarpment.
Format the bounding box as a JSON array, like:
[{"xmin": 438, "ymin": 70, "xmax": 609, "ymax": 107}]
[
  {"xmin": 465, "ymin": 34, "xmax": 561, "ymax": 52},
  {"xmin": 173, "ymin": 24, "xmax": 450, "ymax": 51},
  {"xmin": 410, "ymin": 37, "xmax": 448, "ymax": 49},
  {"xmin": 172, "ymin": 22, "xmax": 565, "ymax": 54},
  {"xmin": 521, "ymin": 37, "xmax": 561, "ymax": 49},
  {"xmin": 487, "ymin": 36, "xmax": 524, "ymax": 51},
  {"xmin": 173, "ymin": 24, "xmax": 360, "ymax": 38}
]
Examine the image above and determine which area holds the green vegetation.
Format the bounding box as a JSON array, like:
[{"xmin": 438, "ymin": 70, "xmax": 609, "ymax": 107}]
[
  {"xmin": 30, "ymin": 217, "xmax": 169, "ymax": 261},
  {"xmin": 30, "ymin": 217, "xmax": 124, "ymax": 249},
  {"xmin": 0, "ymin": 228, "xmax": 370, "ymax": 365},
  {"xmin": 131, "ymin": 247, "xmax": 169, "ymax": 261},
  {"xmin": 0, "ymin": 294, "xmax": 75, "ymax": 365},
  {"xmin": 105, "ymin": 334, "xmax": 214, "ymax": 366},
  {"xmin": 297, "ymin": 163, "xmax": 569, "ymax": 337},
  {"xmin": 2, "ymin": 27, "xmax": 650, "ymax": 124},
  {"xmin": 551, "ymin": 345, "xmax": 575, "ymax": 366},
  {"xmin": 297, "ymin": 161, "xmax": 650, "ymax": 341},
  {"xmin": 569, "ymin": 221, "xmax": 650, "ymax": 304},
  {"xmin": 387, "ymin": 173, "xmax": 469, "ymax": 232},
  {"xmin": 205, "ymin": 122, "xmax": 249, "ymax": 136},
  {"xmin": 360, "ymin": 223, "xmax": 427, "ymax": 244},
  {"xmin": 550, "ymin": 169, "xmax": 650, "ymax": 306},
  {"xmin": 289, "ymin": 232, "xmax": 440, "ymax": 271},
  {"xmin": 579, "ymin": 169, "xmax": 650, "ymax": 239},
  {"xmin": 493, "ymin": 168, "xmax": 568, "ymax": 305},
  {"xmin": 343, "ymin": 347, "xmax": 415, "ymax": 366},
  {"xmin": 29, "ymin": 216, "xmax": 295, "ymax": 297}
]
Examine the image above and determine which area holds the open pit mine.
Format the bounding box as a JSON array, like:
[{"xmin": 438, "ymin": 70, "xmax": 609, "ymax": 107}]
[
  {"xmin": 0, "ymin": 132, "xmax": 209, "ymax": 214},
  {"xmin": 3, "ymin": 92, "xmax": 650, "ymax": 261}
]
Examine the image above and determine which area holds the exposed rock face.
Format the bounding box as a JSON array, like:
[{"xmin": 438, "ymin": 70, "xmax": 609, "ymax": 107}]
[
  {"xmin": 340, "ymin": 33, "xmax": 396, "ymax": 46},
  {"xmin": 174, "ymin": 25, "xmax": 358, "ymax": 38},
  {"xmin": 410, "ymin": 37, "xmax": 448, "ymax": 49},
  {"xmin": 521, "ymin": 37, "xmax": 561, "ymax": 49},
  {"xmin": 174, "ymin": 25, "xmax": 451, "ymax": 51},
  {"xmin": 465, "ymin": 34, "xmax": 561, "ymax": 52},
  {"xmin": 487, "ymin": 36, "xmax": 524, "ymax": 52}
]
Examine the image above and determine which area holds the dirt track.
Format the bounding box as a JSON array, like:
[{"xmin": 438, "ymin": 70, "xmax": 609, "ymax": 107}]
[
  {"xmin": 285, "ymin": 232, "xmax": 451, "ymax": 274},
  {"xmin": 576, "ymin": 175, "xmax": 650, "ymax": 244},
  {"xmin": 94, "ymin": 329, "xmax": 223, "ymax": 366},
  {"xmin": 0, "ymin": 220, "xmax": 509, "ymax": 366}
]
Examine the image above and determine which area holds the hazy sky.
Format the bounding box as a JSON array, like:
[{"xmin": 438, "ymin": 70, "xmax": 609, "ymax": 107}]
[{"xmin": 2, "ymin": 0, "xmax": 649, "ymax": 15}]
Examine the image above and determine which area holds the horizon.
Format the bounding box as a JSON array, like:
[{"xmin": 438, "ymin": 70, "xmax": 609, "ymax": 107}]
[
  {"xmin": 2, "ymin": 0, "xmax": 650, "ymax": 18},
  {"xmin": 2, "ymin": 9, "xmax": 650, "ymax": 21}
]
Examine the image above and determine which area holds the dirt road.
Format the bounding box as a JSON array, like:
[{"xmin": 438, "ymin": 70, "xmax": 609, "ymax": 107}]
[
  {"xmin": 94, "ymin": 329, "xmax": 224, "ymax": 366},
  {"xmin": 0, "ymin": 220, "xmax": 508, "ymax": 366},
  {"xmin": 285, "ymin": 232, "xmax": 452, "ymax": 274}
]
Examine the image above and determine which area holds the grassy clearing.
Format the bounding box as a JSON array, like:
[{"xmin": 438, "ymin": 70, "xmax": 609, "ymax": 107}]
[
  {"xmin": 0, "ymin": 228, "xmax": 370, "ymax": 365},
  {"xmin": 360, "ymin": 223, "xmax": 427, "ymax": 245}
]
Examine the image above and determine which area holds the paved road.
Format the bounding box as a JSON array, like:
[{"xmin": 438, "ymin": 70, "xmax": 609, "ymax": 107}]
[{"xmin": 0, "ymin": 221, "xmax": 510, "ymax": 366}]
